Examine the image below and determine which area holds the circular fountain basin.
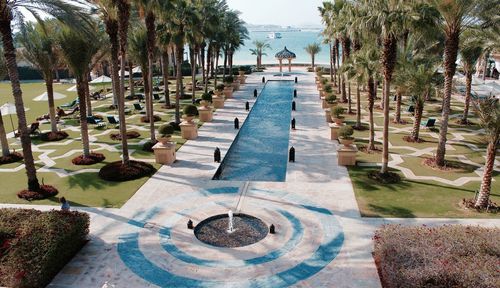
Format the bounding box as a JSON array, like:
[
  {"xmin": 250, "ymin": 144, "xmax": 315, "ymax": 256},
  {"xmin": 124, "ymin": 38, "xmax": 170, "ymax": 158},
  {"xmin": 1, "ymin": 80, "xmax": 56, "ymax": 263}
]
[{"xmin": 194, "ymin": 213, "xmax": 268, "ymax": 248}]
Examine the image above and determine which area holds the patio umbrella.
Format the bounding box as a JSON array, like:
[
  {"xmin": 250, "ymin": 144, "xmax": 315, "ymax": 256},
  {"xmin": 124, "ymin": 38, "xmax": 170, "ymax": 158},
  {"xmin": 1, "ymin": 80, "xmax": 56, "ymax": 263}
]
[
  {"xmin": 118, "ymin": 69, "xmax": 130, "ymax": 76},
  {"xmin": 66, "ymin": 85, "xmax": 96, "ymax": 92},
  {"xmin": 33, "ymin": 92, "xmax": 67, "ymax": 102},
  {"xmin": 132, "ymin": 66, "xmax": 142, "ymax": 74},
  {"xmin": 0, "ymin": 102, "xmax": 29, "ymax": 132},
  {"xmin": 90, "ymin": 75, "xmax": 112, "ymax": 84}
]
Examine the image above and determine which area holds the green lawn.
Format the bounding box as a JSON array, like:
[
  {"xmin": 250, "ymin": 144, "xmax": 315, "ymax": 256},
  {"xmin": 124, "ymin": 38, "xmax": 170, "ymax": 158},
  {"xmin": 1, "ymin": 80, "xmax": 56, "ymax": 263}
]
[{"xmin": 0, "ymin": 77, "xmax": 218, "ymax": 208}]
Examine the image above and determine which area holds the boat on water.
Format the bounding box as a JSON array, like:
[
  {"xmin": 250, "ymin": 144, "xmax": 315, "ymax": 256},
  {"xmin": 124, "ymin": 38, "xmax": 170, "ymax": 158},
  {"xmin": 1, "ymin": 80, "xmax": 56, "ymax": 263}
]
[{"xmin": 267, "ymin": 32, "xmax": 282, "ymax": 39}]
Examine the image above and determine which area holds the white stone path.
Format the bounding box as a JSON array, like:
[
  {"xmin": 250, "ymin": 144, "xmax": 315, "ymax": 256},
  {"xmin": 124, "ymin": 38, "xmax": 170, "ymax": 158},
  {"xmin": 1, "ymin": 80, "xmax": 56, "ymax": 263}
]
[{"xmin": 1, "ymin": 68, "xmax": 498, "ymax": 288}]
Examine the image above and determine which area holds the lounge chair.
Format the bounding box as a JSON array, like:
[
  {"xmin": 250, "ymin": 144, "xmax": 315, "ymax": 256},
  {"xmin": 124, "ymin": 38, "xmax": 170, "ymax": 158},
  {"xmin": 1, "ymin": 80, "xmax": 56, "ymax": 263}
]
[
  {"xmin": 137, "ymin": 94, "xmax": 145, "ymax": 102},
  {"xmin": 133, "ymin": 103, "xmax": 145, "ymax": 113},
  {"xmin": 406, "ymin": 105, "xmax": 415, "ymax": 113},
  {"xmin": 153, "ymin": 93, "xmax": 161, "ymax": 101},
  {"xmin": 87, "ymin": 116, "xmax": 105, "ymax": 128},
  {"xmin": 421, "ymin": 118, "xmax": 436, "ymax": 129},
  {"xmin": 15, "ymin": 122, "xmax": 40, "ymax": 137},
  {"xmin": 61, "ymin": 98, "xmax": 78, "ymax": 109},
  {"xmin": 107, "ymin": 115, "xmax": 119, "ymax": 128}
]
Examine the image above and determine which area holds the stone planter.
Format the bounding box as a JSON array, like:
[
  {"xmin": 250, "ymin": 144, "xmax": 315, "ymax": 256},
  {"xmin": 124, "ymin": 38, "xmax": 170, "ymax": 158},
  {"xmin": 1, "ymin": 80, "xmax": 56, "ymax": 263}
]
[
  {"xmin": 337, "ymin": 144, "xmax": 358, "ymax": 166},
  {"xmin": 321, "ymin": 97, "xmax": 328, "ymax": 109},
  {"xmin": 215, "ymin": 90, "xmax": 223, "ymax": 96},
  {"xmin": 329, "ymin": 123, "xmax": 344, "ymax": 140},
  {"xmin": 239, "ymin": 71, "xmax": 246, "ymax": 84},
  {"xmin": 153, "ymin": 141, "xmax": 176, "ymax": 165},
  {"xmin": 180, "ymin": 120, "xmax": 198, "ymax": 140},
  {"xmin": 182, "ymin": 115, "xmax": 195, "ymax": 123},
  {"xmin": 325, "ymin": 108, "xmax": 333, "ymax": 123},
  {"xmin": 223, "ymin": 86, "xmax": 234, "ymax": 98},
  {"xmin": 332, "ymin": 117, "xmax": 344, "ymax": 125},
  {"xmin": 232, "ymin": 80, "xmax": 240, "ymax": 91},
  {"xmin": 339, "ymin": 137, "xmax": 354, "ymax": 146},
  {"xmin": 157, "ymin": 136, "xmax": 172, "ymax": 145},
  {"xmin": 212, "ymin": 95, "xmax": 224, "ymax": 108},
  {"xmin": 198, "ymin": 106, "xmax": 213, "ymax": 122}
]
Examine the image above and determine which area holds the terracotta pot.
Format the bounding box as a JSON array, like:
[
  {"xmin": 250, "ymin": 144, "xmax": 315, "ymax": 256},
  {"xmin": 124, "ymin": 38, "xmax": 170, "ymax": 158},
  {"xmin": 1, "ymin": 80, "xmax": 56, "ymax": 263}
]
[
  {"xmin": 339, "ymin": 137, "xmax": 354, "ymax": 146},
  {"xmin": 332, "ymin": 117, "xmax": 344, "ymax": 125},
  {"xmin": 157, "ymin": 136, "xmax": 172, "ymax": 145},
  {"xmin": 200, "ymin": 100, "xmax": 210, "ymax": 107},
  {"xmin": 182, "ymin": 115, "xmax": 195, "ymax": 123},
  {"xmin": 223, "ymin": 86, "xmax": 233, "ymax": 98}
]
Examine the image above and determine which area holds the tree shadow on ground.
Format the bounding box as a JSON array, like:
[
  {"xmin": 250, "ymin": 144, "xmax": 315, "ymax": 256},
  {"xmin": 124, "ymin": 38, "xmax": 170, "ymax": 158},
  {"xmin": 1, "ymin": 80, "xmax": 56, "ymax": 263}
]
[{"xmin": 365, "ymin": 204, "xmax": 415, "ymax": 218}]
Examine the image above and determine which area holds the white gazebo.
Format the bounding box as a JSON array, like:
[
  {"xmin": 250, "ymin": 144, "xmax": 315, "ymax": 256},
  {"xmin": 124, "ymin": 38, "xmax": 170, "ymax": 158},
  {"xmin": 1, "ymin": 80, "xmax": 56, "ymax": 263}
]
[{"xmin": 275, "ymin": 46, "xmax": 296, "ymax": 73}]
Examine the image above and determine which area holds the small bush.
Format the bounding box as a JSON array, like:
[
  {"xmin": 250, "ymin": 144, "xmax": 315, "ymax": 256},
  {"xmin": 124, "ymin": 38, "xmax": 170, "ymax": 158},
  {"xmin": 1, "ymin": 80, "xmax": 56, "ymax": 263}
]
[
  {"xmin": 0, "ymin": 209, "xmax": 89, "ymax": 288},
  {"xmin": 373, "ymin": 225, "xmax": 500, "ymax": 288},
  {"xmin": 71, "ymin": 152, "xmax": 105, "ymax": 165},
  {"xmin": 320, "ymin": 77, "xmax": 328, "ymax": 85},
  {"xmin": 17, "ymin": 185, "xmax": 58, "ymax": 201},
  {"xmin": 39, "ymin": 131, "xmax": 69, "ymax": 142},
  {"xmin": 183, "ymin": 104, "xmax": 198, "ymax": 116},
  {"xmin": 332, "ymin": 106, "xmax": 345, "ymax": 118},
  {"xmin": 140, "ymin": 115, "xmax": 162, "ymax": 123},
  {"xmin": 201, "ymin": 92, "xmax": 212, "ymax": 102},
  {"xmin": 324, "ymin": 84, "xmax": 333, "ymax": 93},
  {"xmin": 110, "ymin": 131, "xmax": 140, "ymax": 140},
  {"xmin": 216, "ymin": 84, "xmax": 225, "ymax": 91},
  {"xmin": 99, "ymin": 160, "xmax": 156, "ymax": 182},
  {"xmin": 158, "ymin": 124, "xmax": 174, "ymax": 137},
  {"xmin": 142, "ymin": 140, "xmax": 157, "ymax": 152},
  {"xmin": 326, "ymin": 94, "xmax": 337, "ymax": 103},
  {"xmin": 338, "ymin": 125, "xmax": 354, "ymax": 139},
  {"xmin": 0, "ymin": 152, "xmax": 23, "ymax": 165},
  {"xmin": 224, "ymin": 76, "xmax": 234, "ymax": 84}
]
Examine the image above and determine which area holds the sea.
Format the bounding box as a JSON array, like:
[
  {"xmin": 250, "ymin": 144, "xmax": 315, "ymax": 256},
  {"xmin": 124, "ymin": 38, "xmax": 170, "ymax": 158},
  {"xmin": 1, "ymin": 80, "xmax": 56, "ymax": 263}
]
[{"xmin": 232, "ymin": 30, "xmax": 332, "ymax": 65}]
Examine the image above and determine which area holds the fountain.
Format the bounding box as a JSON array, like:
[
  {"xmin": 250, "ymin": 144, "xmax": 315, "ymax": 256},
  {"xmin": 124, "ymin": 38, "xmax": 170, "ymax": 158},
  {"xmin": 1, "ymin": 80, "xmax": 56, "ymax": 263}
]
[{"xmin": 227, "ymin": 210, "xmax": 235, "ymax": 233}]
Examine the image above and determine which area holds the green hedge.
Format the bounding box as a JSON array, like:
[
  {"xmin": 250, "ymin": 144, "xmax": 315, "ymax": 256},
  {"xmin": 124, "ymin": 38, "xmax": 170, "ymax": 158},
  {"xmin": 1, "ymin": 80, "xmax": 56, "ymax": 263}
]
[
  {"xmin": 0, "ymin": 209, "xmax": 89, "ymax": 288},
  {"xmin": 373, "ymin": 224, "xmax": 500, "ymax": 288}
]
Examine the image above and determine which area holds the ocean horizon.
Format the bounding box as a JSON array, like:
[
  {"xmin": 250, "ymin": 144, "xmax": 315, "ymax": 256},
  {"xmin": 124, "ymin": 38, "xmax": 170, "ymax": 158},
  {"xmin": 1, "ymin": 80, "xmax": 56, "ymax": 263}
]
[{"xmin": 232, "ymin": 31, "xmax": 332, "ymax": 65}]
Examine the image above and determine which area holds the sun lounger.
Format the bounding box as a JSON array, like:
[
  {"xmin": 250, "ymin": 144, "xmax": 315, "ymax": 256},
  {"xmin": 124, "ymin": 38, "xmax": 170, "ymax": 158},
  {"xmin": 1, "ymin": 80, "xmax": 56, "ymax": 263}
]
[
  {"xmin": 421, "ymin": 118, "xmax": 436, "ymax": 129},
  {"xmin": 107, "ymin": 115, "xmax": 119, "ymax": 128},
  {"xmin": 61, "ymin": 98, "xmax": 78, "ymax": 109},
  {"xmin": 133, "ymin": 103, "xmax": 145, "ymax": 114}
]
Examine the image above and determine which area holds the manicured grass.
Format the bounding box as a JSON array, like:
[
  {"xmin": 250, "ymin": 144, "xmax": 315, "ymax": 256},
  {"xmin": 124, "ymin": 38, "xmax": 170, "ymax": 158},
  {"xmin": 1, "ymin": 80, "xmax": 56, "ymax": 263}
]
[{"xmin": 349, "ymin": 166, "xmax": 499, "ymax": 218}]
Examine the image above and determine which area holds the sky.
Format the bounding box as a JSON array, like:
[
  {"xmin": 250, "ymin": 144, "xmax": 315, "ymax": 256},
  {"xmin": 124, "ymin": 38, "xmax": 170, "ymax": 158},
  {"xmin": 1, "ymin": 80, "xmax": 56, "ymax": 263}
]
[{"xmin": 226, "ymin": 0, "xmax": 324, "ymax": 27}]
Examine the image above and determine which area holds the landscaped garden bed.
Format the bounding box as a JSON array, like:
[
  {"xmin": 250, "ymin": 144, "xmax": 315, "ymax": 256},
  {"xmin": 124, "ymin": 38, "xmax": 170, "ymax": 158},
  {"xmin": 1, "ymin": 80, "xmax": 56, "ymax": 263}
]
[
  {"xmin": 72, "ymin": 152, "xmax": 106, "ymax": 165},
  {"xmin": 0, "ymin": 208, "xmax": 89, "ymax": 287},
  {"xmin": 373, "ymin": 224, "xmax": 500, "ymax": 288},
  {"xmin": 39, "ymin": 131, "xmax": 69, "ymax": 142},
  {"xmin": 110, "ymin": 131, "xmax": 141, "ymax": 140},
  {"xmin": 0, "ymin": 152, "xmax": 23, "ymax": 165},
  {"xmin": 99, "ymin": 160, "xmax": 156, "ymax": 182},
  {"xmin": 17, "ymin": 184, "xmax": 58, "ymax": 201}
]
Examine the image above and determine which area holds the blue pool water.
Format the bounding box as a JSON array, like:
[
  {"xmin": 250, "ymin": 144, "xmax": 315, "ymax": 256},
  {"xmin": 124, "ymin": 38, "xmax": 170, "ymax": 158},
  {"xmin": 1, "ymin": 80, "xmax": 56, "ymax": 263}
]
[{"xmin": 214, "ymin": 80, "xmax": 294, "ymax": 182}]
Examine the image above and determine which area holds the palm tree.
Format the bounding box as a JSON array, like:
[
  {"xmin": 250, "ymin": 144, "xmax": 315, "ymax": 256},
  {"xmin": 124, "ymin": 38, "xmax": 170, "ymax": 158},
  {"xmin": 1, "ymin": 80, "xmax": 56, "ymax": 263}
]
[
  {"xmin": 473, "ymin": 98, "xmax": 499, "ymax": 208},
  {"xmin": 304, "ymin": 43, "xmax": 321, "ymax": 70},
  {"xmin": 157, "ymin": 22, "xmax": 173, "ymax": 107},
  {"xmin": 58, "ymin": 24, "xmax": 101, "ymax": 159},
  {"xmin": 0, "ymin": 0, "xmax": 86, "ymax": 191},
  {"xmin": 0, "ymin": 48, "xmax": 10, "ymax": 157},
  {"xmin": 459, "ymin": 34, "xmax": 484, "ymax": 124},
  {"xmin": 128, "ymin": 26, "xmax": 149, "ymax": 118},
  {"xmin": 249, "ymin": 40, "xmax": 271, "ymax": 70}
]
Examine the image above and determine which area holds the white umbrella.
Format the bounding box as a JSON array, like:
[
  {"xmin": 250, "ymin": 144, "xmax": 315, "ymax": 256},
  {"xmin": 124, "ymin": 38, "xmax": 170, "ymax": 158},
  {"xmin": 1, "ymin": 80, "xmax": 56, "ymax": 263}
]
[
  {"xmin": 118, "ymin": 69, "xmax": 130, "ymax": 76},
  {"xmin": 66, "ymin": 85, "xmax": 96, "ymax": 92},
  {"xmin": 0, "ymin": 103, "xmax": 29, "ymax": 132},
  {"xmin": 132, "ymin": 66, "xmax": 142, "ymax": 74},
  {"xmin": 90, "ymin": 75, "xmax": 112, "ymax": 84},
  {"xmin": 33, "ymin": 92, "xmax": 67, "ymax": 101},
  {"xmin": 471, "ymin": 77, "xmax": 484, "ymax": 85}
]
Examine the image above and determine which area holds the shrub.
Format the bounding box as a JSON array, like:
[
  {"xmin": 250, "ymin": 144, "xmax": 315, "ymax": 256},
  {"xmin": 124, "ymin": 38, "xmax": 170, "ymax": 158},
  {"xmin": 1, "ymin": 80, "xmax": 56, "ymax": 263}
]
[
  {"xmin": 140, "ymin": 115, "xmax": 162, "ymax": 123},
  {"xmin": 216, "ymin": 84, "xmax": 225, "ymax": 91},
  {"xmin": 315, "ymin": 69, "xmax": 323, "ymax": 76},
  {"xmin": 99, "ymin": 160, "xmax": 156, "ymax": 182},
  {"xmin": 315, "ymin": 66, "xmax": 323, "ymax": 73},
  {"xmin": 324, "ymin": 84, "xmax": 333, "ymax": 93},
  {"xmin": 17, "ymin": 185, "xmax": 58, "ymax": 201},
  {"xmin": 201, "ymin": 92, "xmax": 212, "ymax": 102},
  {"xmin": 183, "ymin": 104, "xmax": 198, "ymax": 117},
  {"xmin": 0, "ymin": 209, "xmax": 89, "ymax": 287},
  {"xmin": 332, "ymin": 106, "xmax": 345, "ymax": 118},
  {"xmin": 320, "ymin": 77, "xmax": 328, "ymax": 85},
  {"xmin": 338, "ymin": 125, "xmax": 354, "ymax": 139},
  {"xmin": 0, "ymin": 152, "xmax": 23, "ymax": 165},
  {"xmin": 39, "ymin": 131, "xmax": 69, "ymax": 142},
  {"xmin": 71, "ymin": 152, "xmax": 105, "ymax": 165},
  {"xmin": 110, "ymin": 131, "xmax": 140, "ymax": 140},
  {"xmin": 326, "ymin": 94, "xmax": 337, "ymax": 103},
  {"xmin": 158, "ymin": 124, "xmax": 174, "ymax": 137},
  {"xmin": 224, "ymin": 76, "xmax": 234, "ymax": 84},
  {"xmin": 373, "ymin": 225, "xmax": 500, "ymax": 288},
  {"xmin": 142, "ymin": 140, "xmax": 157, "ymax": 152}
]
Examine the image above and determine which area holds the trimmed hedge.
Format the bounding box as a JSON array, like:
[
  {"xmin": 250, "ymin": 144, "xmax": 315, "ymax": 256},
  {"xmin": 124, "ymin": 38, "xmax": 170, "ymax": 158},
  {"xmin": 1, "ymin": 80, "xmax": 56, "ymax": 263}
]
[
  {"xmin": 0, "ymin": 209, "xmax": 89, "ymax": 287},
  {"xmin": 373, "ymin": 224, "xmax": 500, "ymax": 288}
]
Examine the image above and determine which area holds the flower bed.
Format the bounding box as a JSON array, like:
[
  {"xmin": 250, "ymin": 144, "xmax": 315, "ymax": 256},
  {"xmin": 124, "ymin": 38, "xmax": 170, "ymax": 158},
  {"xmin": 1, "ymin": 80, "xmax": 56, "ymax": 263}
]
[
  {"xmin": 98, "ymin": 160, "xmax": 156, "ymax": 182},
  {"xmin": 109, "ymin": 131, "xmax": 140, "ymax": 140},
  {"xmin": 39, "ymin": 131, "xmax": 69, "ymax": 142},
  {"xmin": 71, "ymin": 152, "xmax": 106, "ymax": 165},
  {"xmin": 17, "ymin": 185, "xmax": 58, "ymax": 201},
  {"xmin": 0, "ymin": 208, "xmax": 89, "ymax": 287},
  {"xmin": 0, "ymin": 152, "xmax": 23, "ymax": 165},
  {"xmin": 373, "ymin": 224, "xmax": 500, "ymax": 288}
]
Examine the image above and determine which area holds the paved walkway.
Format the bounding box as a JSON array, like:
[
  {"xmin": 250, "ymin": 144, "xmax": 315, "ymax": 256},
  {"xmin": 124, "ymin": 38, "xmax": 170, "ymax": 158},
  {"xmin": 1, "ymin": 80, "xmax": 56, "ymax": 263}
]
[{"xmin": 5, "ymin": 67, "xmax": 498, "ymax": 288}]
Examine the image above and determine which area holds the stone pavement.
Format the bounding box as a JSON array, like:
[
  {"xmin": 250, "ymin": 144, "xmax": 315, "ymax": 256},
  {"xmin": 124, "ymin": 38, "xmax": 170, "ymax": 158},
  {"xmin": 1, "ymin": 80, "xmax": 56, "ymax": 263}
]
[{"xmin": 6, "ymin": 67, "xmax": 498, "ymax": 288}]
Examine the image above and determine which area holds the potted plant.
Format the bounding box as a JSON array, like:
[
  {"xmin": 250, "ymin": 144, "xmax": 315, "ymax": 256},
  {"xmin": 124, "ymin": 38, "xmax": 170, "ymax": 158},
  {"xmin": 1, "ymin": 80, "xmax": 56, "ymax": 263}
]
[
  {"xmin": 223, "ymin": 79, "xmax": 234, "ymax": 98},
  {"xmin": 331, "ymin": 106, "xmax": 345, "ymax": 124},
  {"xmin": 183, "ymin": 104, "xmax": 198, "ymax": 122},
  {"xmin": 215, "ymin": 84, "xmax": 224, "ymax": 96},
  {"xmin": 224, "ymin": 76, "xmax": 234, "ymax": 84},
  {"xmin": 238, "ymin": 66, "xmax": 246, "ymax": 76},
  {"xmin": 157, "ymin": 124, "xmax": 174, "ymax": 144},
  {"xmin": 200, "ymin": 92, "xmax": 212, "ymax": 107},
  {"xmin": 326, "ymin": 94, "xmax": 337, "ymax": 108},
  {"xmin": 338, "ymin": 125, "xmax": 355, "ymax": 146},
  {"xmin": 322, "ymin": 83, "xmax": 333, "ymax": 98}
]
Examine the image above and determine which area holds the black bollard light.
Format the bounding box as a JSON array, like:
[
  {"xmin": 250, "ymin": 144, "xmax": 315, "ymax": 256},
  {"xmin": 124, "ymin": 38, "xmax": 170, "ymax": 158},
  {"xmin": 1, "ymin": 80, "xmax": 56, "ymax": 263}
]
[
  {"xmin": 245, "ymin": 101, "xmax": 250, "ymax": 111},
  {"xmin": 292, "ymin": 101, "xmax": 296, "ymax": 111},
  {"xmin": 254, "ymin": 89, "xmax": 258, "ymax": 97},
  {"xmin": 294, "ymin": 77, "xmax": 298, "ymax": 83},
  {"xmin": 291, "ymin": 118, "xmax": 296, "ymax": 130},
  {"xmin": 234, "ymin": 117, "xmax": 240, "ymax": 129},
  {"xmin": 214, "ymin": 147, "xmax": 221, "ymax": 163},
  {"xmin": 262, "ymin": 76, "xmax": 265, "ymax": 83},
  {"xmin": 270, "ymin": 224, "xmax": 275, "ymax": 234},
  {"xmin": 289, "ymin": 146, "xmax": 295, "ymax": 162},
  {"xmin": 294, "ymin": 89, "xmax": 297, "ymax": 98},
  {"xmin": 187, "ymin": 219, "xmax": 193, "ymax": 229}
]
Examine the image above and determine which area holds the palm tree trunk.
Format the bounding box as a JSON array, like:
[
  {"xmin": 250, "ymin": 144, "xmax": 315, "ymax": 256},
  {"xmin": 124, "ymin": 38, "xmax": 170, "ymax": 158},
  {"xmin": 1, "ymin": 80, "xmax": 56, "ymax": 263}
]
[
  {"xmin": 129, "ymin": 60, "xmax": 135, "ymax": 98},
  {"xmin": 411, "ymin": 102, "xmax": 423, "ymax": 141},
  {"xmin": 45, "ymin": 75, "xmax": 58, "ymax": 133},
  {"xmin": 348, "ymin": 81, "xmax": 352, "ymax": 114},
  {"xmin": 329, "ymin": 43, "xmax": 334, "ymax": 82},
  {"xmin": 190, "ymin": 46, "xmax": 196, "ymax": 103},
  {"xmin": 145, "ymin": 12, "xmax": 156, "ymax": 142},
  {"xmin": 76, "ymin": 76, "xmax": 90, "ymax": 158},
  {"xmin": 482, "ymin": 52, "xmax": 488, "ymax": 81},
  {"xmin": 205, "ymin": 43, "xmax": 211, "ymax": 91},
  {"xmin": 436, "ymin": 30, "xmax": 459, "ymax": 167},
  {"xmin": 214, "ymin": 49, "xmax": 219, "ymax": 88},
  {"xmin": 0, "ymin": 17, "xmax": 39, "ymax": 191},
  {"xmin": 341, "ymin": 75, "xmax": 347, "ymax": 102},
  {"xmin": 475, "ymin": 139, "xmax": 498, "ymax": 207},
  {"xmin": 85, "ymin": 76, "xmax": 92, "ymax": 117},
  {"xmin": 175, "ymin": 44, "xmax": 183, "ymax": 123},
  {"xmin": 143, "ymin": 67, "xmax": 151, "ymax": 118},
  {"xmin": 368, "ymin": 77, "xmax": 375, "ymax": 151},
  {"xmin": 356, "ymin": 80, "xmax": 361, "ymax": 128},
  {"xmin": 462, "ymin": 72, "xmax": 472, "ymax": 123},
  {"xmin": 200, "ymin": 43, "xmax": 206, "ymax": 89},
  {"xmin": 161, "ymin": 50, "xmax": 171, "ymax": 107},
  {"xmin": 0, "ymin": 110, "xmax": 10, "ymax": 156},
  {"xmin": 312, "ymin": 55, "xmax": 315, "ymax": 69},
  {"xmin": 223, "ymin": 49, "xmax": 228, "ymax": 79},
  {"xmin": 119, "ymin": 53, "xmax": 130, "ymax": 164},
  {"xmin": 394, "ymin": 90, "xmax": 402, "ymax": 123}
]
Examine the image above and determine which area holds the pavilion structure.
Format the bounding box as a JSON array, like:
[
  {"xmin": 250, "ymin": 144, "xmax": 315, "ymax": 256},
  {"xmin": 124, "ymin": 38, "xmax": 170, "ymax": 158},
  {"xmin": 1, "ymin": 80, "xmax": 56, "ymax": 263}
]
[{"xmin": 275, "ymin": 46, "xmax": 296, "ymax": 72}]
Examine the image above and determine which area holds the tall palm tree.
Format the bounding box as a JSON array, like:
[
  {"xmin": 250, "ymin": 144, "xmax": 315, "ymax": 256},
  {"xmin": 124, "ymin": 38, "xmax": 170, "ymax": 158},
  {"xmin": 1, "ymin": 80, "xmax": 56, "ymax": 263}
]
[
  {"xmin": 473, "ymin": 98, "xmax": 499, "ymax": 208},
  {"xmin": 19, "ymin": 22, "xmax": 59, "ymax": 134},
  {"xmin": 249, "ymin": 40, "xmax": 271, "ymax": 70},
  {"xmin": 459, "ymin": 34, "xmax": 484, "ymax": 124},
  {"xmin": 0, "ymin": 47, "xmax": 10, "ymax": 157},
  {"xmin": 0, "ymin": 0, "xmax": 86, "ymax": 191},
  {"xmin": 58, "ymin": 24, "xmax": 101, "ymax": 159},
  {"xmin": 305, "ymin": 43, "xmax": 321, "ymax": 70},
  {"xmin": 157, "ymin": 22, "xmax": 173, "ymax": 107}
]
